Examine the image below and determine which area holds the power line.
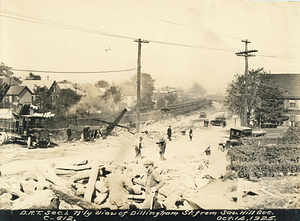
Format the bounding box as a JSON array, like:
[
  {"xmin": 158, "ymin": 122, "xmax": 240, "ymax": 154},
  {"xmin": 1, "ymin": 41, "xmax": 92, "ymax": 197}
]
[
  {"xmin": 149, "ymin": 39, "xmax": 236, "ymax": 52},
  {"xmin": 81, "ymin": 0, "xmax": 205, "ymax": 31},
  {"xmin": 11, "ymin": 68, "xmax": 136, "ymax": 74},
  {"xmin": 0, "ymin": 10, "xmax": 238, "ymax": 53},
  {"xmin": 81, "ymin": 0, "xmax": 300, "ymax": 48},
  {"xmin": 0, "ymin": 10, "xmax": 299, "ymax": 59},
  {"xmin": 257, "ymin": 54, "xmax": 298, "ymax": 60},
  {"xmin": 0, "ymin": 10, "xmax": 135, "ymax": 41}
]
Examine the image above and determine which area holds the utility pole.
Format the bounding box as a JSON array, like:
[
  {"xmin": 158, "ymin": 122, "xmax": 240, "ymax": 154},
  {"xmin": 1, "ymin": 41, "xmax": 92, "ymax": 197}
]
[
  {"xmin": 236, "ymin": 39, "xmax": 258, "ymax": 126},
  {"xmin": 134, "ymin": 38, "xmax": 149, "ymax": 134}
]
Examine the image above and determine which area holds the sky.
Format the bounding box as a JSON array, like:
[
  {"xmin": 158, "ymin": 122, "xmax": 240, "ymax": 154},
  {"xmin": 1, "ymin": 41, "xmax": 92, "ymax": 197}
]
[{"xmin": 0, "ymin": 0, "xmax": 299, "ymax": 93}]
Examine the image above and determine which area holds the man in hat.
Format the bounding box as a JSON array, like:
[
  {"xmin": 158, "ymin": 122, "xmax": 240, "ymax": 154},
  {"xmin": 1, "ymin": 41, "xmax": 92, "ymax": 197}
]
[
  {"xmin": 105, "ymin": 162, "xmax": 134, "ymax": 210},
  {"xmin": 140, "ymin": 159, "xmax": 165, "ymax": 209},
  {"xmin": 156, "ymin": 138, "xmax": 167, "ymax": 160}
]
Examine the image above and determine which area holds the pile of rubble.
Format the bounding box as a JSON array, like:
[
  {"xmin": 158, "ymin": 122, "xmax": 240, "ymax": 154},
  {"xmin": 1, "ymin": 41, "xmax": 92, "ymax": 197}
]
[{"xmin": 1, "ymin": 157, "xmax": 221, "ymax": 210}]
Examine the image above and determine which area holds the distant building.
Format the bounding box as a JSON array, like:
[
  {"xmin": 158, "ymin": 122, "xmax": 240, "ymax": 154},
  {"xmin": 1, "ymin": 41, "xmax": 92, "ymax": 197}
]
[
  {"xmin": 267, "ymin": 74, "xmax": 300, "ymax": 126},
  {"xmin": 121, "ymin": 85, "xmax": 136, "ymax": 107}
]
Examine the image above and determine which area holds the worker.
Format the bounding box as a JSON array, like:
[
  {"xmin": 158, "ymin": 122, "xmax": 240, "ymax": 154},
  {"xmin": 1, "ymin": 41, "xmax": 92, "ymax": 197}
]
[
  {"xmin": 135, "ymin": 136, "xmax": 144, "ymax": 163},
  {"xmin": 167, "ymin": 125, "xmax": 172, "ymax": 141},
  {"xmin": 105, "ymin": 162, "xmax": 134, "ymax": 210},
  {"xmin": 82, "ymin": 126, "xmax": 91, "ymax": 141},
  {"xmin": 140, "ymin": 159, "xmax": 165, "ymax": 210},
  {"xmin": 156, "ymin": 137, "xmax": 167, "ymax": 160},
  {"xmin": 189, "ymin": 128, "xmax": 193, "ymax": 141},
  {"xmin": 67, "ymin": 126, "xmax": 72, "ymax": 141}
]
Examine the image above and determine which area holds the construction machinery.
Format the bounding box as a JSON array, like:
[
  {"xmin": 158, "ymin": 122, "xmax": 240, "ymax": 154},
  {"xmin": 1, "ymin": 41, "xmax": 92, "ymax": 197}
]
[
  {"xmin": 0, "ymin": 82, "xmax": 10, "ymax": 103},
  {"xmin": 11, "ymin": 114, "xmax": 51, "ymax": 148}
]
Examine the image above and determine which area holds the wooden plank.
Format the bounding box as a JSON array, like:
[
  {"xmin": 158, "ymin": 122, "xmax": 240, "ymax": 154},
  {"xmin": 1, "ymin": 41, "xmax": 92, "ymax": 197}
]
[
  {"xmin": 43, "ymin": 164, "xmax": 68, "ymax": 189},
  {"xmin": 72, "ymin": 170, "xmax": 92, "ymax": 183},
  {"xmin": 51, "ymin": 186, "xmax": 102, "ymax": 210},
  {"xmin": 83, "ymin": 160, "xmax": 99, "ymax": 202}
]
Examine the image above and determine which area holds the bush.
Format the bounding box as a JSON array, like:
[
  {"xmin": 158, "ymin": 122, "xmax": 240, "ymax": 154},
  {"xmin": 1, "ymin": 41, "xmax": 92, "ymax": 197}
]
[{"xmin": 227, "ymin": 137, "xmax": 300, "ymax": 178}]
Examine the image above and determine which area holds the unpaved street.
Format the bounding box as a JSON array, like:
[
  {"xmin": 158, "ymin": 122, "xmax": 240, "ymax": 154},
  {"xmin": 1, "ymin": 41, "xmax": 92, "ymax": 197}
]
[{"xmin": 0, "ymin": 111, "xmax": 299, "ymax": 210}]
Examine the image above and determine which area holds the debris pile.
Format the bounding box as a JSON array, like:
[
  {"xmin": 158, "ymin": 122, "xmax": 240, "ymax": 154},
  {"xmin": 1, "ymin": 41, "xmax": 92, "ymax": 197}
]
[
  {"xmin": 0, "ymin": 151, "xmax": 235, "ymax": 210},
  {"xmin": 283, "ymin": 126, "xmax": 300, "ymax": 142}
]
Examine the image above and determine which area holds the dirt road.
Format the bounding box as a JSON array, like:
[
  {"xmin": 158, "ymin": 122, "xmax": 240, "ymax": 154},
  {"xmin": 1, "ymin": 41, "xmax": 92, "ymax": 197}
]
[{"xmin": 1, "ymin": 111, "xmax": 298, "ymax": 210}]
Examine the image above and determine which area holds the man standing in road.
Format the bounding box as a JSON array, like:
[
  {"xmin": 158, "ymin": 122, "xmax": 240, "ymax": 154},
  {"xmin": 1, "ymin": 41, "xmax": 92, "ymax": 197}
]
[
  {"xmin": 189, "ymin": 128, "xmax": 193, "ymax": 141},
  {"xmin": 156, "ymin": 138, "xmax": 167, "ymax": 160},
  {"xmin": 105, "ymin": 162, "xmax": 134, "ymax": 210},
  {"xmin": 140, "ymin": 159, "xmax": 165, "ymax": 210},
  {"xmin": 67, "ymin": 126, "xmax": 72, "ymax": 141},
  {"xmin": 135, "ymin": 136, "xmax": 144, "ymax": 163},
  {"xmin": 167, "ymin": 125, "xmax": 172, "ymax": 141}
]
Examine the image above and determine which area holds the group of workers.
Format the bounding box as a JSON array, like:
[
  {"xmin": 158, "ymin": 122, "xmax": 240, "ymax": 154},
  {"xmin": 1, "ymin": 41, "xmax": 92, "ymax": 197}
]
[
  {"xmin": 105, "ymin": 159, "xmax": 165, "ymax": 210},
  {"xmin": 135, "ymin": 125, "xmax": 173, "ymax": 163},
  {"xmin": 135, "ymin": 125, "xmax": 194, "ymax": 162},
  {"xmin": 66, "ymin": 125, "xmax": 103, "ymax": 142}
]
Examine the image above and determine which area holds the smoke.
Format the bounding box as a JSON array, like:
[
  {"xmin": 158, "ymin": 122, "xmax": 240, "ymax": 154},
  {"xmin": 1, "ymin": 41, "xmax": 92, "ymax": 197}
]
[
  {"xmin": 188, "ymin": 82, "xmax": 206, "ymax": 97},
  {"xmin": 68, "ymin": 83, "xmax": 105, "ymax": 115},
  {"xmin": 68, "ymin": 83, "xmax": 127, "ymax": 115}
]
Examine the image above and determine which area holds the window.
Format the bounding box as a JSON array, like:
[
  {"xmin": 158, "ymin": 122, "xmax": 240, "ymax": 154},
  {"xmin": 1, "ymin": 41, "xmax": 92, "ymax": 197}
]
[
  {"xmin": 290, "ymin": 115, "xmax": 295, "ymax": 121},
  {"xmin": 290, "ymin": 101, "xmax": 296, "ymax": 108}
]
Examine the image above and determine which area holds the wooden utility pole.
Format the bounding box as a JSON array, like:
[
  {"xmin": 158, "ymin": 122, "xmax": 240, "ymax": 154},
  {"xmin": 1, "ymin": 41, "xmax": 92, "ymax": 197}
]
[
  {"xmin": 134, "ymin": 39, "xmax": 149, "ymax": 134},
  {"xmin": 236, "ymin": 39, "xmax": 257, "ymax": 126}
]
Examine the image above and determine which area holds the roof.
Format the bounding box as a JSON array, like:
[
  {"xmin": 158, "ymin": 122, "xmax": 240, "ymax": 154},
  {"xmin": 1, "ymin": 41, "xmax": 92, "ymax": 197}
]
[
  {"xmin": 263, "ymin": 74, "xmax": 300, "ymax": 99},
  {"xmin": 230, "ymin": 126, "xmax": 252, "ymax": 131},
  {"xmin": 21, "ymin": 80, "xmax": 56, "ymax": 92},
  {"xmin": 57, "ymin": 83, "xmax": 85, "ymax": 95},
  {"xmin": 6, "ymin": 86, "xmax": 33, "ymax": 95}
]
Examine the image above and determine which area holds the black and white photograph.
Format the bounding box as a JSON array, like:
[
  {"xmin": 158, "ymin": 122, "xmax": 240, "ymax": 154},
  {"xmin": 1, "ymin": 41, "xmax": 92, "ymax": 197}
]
[{"xmin": 0, "ymin": 0, "xmax": 299, "ymax": 221}]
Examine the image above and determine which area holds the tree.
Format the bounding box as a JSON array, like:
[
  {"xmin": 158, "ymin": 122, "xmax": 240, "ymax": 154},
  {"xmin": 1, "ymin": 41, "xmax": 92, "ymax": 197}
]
[
  {"xmin": 25, "ymin": 72, "xmax": 41, "ymax": 80},
  {"xmin": 130, "ymin": 73, "xmax": 155, "ymax": 112},
  {"xmin": 58, "ymin": 79, "xmax": 72, "ymax": 83},
  {"xmin": 165, "ymin": 92, "xmax": 178, "ymax": 105},
  {"xmin": 103, "ymin": 85, "xmax": 122, "ymax": 110},
  {"xmin": 0, "ymin": 62, "xmax": 14, "ymax": 77},
  {"xmin": 156, "ymin": 98, "xmax": 167, "ymax": 109},
  {"xmin": 33, "ymin": 86, "xmax": 52, "ymax": 112},
  {"xmin": 226, "ymin": 68, "xmax": 286, "ymax": 127},
  {"xmin": 252, "ymin": 75, "xmax": 285, "ymax": 127},
  {"xmin": 95, "ymin": 80, "xmax": 110, "ymax": 88},
  {"xmin": 51, "ymin": 89, "xmax": 81, "ymax": 117}
]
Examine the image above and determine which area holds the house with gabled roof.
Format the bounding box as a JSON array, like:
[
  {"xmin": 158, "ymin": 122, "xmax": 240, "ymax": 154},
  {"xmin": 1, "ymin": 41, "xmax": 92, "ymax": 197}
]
[
  {"xmin": 1, "ymin": 85, "xmax": 33, "ymax": 113},
  {"xmin": 267, "ymin": 74, "xmax": 300, "ymax": 126},
  {"xmin": 21, "ymin": 80, "xmax": 60, "ymax": 102},
  {"xmin": 2, "ymin": 86, "xmax": 33, "ymax": 105}
]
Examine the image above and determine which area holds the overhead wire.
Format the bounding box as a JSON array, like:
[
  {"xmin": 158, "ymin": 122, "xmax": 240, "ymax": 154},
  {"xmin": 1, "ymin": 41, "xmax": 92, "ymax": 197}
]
[
  {"xmin": 0, "ymin": 10, "xmax": 135, "ymax": 41},
  {"xmin": 11, "ymin": 68, "xmax": 136, "ymax": 74},
  {"xmin": 82, "ymin": 0, "xmax": 300, "ymax": 48},
  {"xmin": 0, "ymin": 10, "xmax": 240, "ymax": 53},
  {"xmin": 0, "ymin": 8, "xmax": 298, "ymax": 63}
]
